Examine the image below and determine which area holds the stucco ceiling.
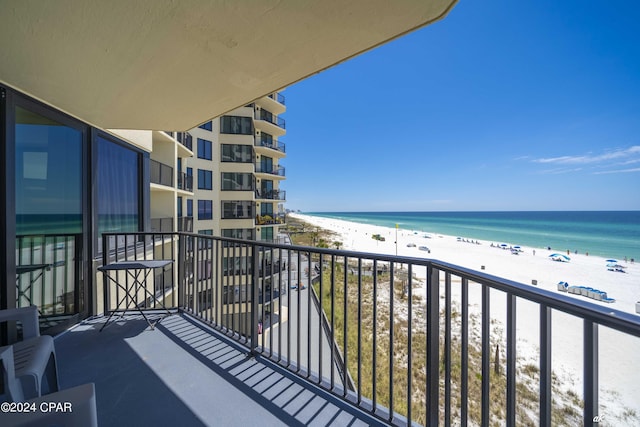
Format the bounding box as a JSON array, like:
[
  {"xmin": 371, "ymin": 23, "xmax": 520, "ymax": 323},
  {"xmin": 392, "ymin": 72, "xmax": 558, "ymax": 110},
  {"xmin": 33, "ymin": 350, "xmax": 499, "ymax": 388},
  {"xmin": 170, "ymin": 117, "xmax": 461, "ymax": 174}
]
[{"xmin": 0, "ymin": 0, "xmax": 457, "ymax": 131}]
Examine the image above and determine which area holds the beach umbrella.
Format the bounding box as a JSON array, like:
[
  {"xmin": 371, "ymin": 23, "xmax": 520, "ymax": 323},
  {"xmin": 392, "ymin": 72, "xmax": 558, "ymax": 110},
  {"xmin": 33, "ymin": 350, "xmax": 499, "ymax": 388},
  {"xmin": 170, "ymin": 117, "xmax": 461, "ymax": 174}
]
[
  {"xmin": 549, "ymin": 254, "xmax": 570, "ymax": 261},
  {"xmin": 605, "ymin": 259, "xmax": 617, "ymax": 263},
  {"xmin": 500, "ymin": 243, "xmax": 508, "ymax": 248}
]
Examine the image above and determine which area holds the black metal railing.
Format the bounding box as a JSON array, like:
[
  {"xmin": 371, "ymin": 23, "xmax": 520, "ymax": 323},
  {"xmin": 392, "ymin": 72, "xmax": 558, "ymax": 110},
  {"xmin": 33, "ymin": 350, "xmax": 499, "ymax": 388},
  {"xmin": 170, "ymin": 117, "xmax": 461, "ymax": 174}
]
[
  {"xmin": 176, "ymin": 132, "xmax": 193, "ymax": 151},
  {"xmin": 177, "ymin": 172, "xmax": 193, "ymax": 192},
  {"xmin": 99, "ymin": 232, "xmax": 640, "ymax": 427},
  {"xmin": 16, "ymin": 233, "xmax": 83, "ymax": 327},
  {"xmin": 255, "ymin": 138, "xmax": 286, "ymax": 153},
  {"xmin": 177, "ymin": 216, "xmax": 193, "ymax": 232},
  {"xmin": 150, "ymin": 217, "xmax": 174, "ymax": 233},
  {"xmin": 255, "ymin": 189, "xmax": 286, "ymax": 200},
  {"xmin": 150, "ymin": 159, "xmax": 174, "ymax": 187},
  {"xmin": 255, "ymin": 110, "xmax": 286, "ymax": 129},
  {"xmin": 269, "ymin": 92, "xmax": 286, "ymax": 105},
  {"xmin": 254, "ymin": 163, "xmax": 285, "ymax": 176}
]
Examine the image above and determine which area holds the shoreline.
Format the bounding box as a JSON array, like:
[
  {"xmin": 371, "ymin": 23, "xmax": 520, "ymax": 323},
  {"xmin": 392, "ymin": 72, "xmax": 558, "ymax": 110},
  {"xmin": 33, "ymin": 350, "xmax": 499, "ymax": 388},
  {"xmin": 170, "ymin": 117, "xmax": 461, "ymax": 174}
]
[
  {"xmin": 289, "ymin": 212, "xmax": 640, "ymax": 418},
  {"xmin": 291, "ymin": 213, "xmax": 639, "ymax": 315}
]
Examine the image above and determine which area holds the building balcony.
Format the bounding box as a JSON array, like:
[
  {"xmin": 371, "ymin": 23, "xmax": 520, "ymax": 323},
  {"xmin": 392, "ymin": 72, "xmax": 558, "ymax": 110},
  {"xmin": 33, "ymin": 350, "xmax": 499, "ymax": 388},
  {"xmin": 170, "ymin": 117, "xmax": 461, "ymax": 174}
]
[
  {"xmin": 177, "ymin": 216, "xmax": 193, "ymax": 232},
  {"xmin": 254, "ymin": 110, "xmax": 286, "ymax": 136},
  {"xmin": 175, "ymin": 131, "xmax": 193, "ymax": 151},
  {"xmin": 254, "ymin": 137, "xmax": 286, "ymax": 155},
  {"xmin": 255, "ymin": 189, "xmax": 286, "ymax": 201},
  {"xmin": 177, "ymin": 172, "xmax": 193, "ymax": 192},
  {"xmin": 256, "ymin": 213, "xmax": 286, "ymax": 226},
  {"xmin": 150, "ymin": 159, "xmax": 174, "ymax": 188},
  {"xmin": 150, "ymin": 217, "xmax": 174, "ymax": 233},
  {"xmin": 11, "ymin": 232, "xmax": 640, "ymax": 426},
  {"xmin": 254, "ymin": 163, "xmax": 285, "ymax": 177},
  {"xmin": 269, "ymin": 92, "xmax": 286, "ymax": 105}
]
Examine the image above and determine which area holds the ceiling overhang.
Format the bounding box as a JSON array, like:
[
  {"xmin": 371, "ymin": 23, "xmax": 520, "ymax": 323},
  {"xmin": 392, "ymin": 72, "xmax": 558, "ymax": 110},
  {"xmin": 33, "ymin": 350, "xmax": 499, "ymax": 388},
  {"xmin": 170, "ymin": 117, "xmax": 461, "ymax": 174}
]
[{"xmin": 0, "ymin": 0, "xmax": 457, "ymax": 130}]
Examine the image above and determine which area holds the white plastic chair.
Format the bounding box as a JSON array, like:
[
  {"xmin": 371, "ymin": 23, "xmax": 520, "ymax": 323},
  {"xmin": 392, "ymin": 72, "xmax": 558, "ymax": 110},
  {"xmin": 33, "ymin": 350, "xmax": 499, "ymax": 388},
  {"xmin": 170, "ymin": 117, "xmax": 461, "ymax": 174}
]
[
  {"xmin": 0, "ymin": 306, "xmax": 59, "ymax": 399},
  {"xmin": 0, "ymin": 346, "xmax": 97, "ymax": 427}
]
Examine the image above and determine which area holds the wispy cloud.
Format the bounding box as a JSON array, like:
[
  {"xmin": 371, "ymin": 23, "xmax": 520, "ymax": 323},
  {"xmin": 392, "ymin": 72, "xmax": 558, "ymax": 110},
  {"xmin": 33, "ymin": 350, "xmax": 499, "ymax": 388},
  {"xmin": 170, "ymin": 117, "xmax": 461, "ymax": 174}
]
[
  {"xmin": 593, "ymin": 167, "xmax": 640, "ymax": 175},
  {"xmin": 533, "ymin": 146, "xmax": 640, "ymax": 165},
  {"xmin": 537, "ymin": 167, "xmax": 584, "ymax": 175}
]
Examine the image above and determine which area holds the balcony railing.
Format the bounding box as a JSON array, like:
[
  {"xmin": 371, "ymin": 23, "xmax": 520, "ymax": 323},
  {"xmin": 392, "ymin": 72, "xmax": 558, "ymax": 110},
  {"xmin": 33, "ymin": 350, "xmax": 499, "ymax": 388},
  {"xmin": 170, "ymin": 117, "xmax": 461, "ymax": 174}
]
[
  {"xmin": 177, "ymin": 216, "xmax": 193, "ymax": 232},
  {"xmin": 268, "ymin": 92, "xmax": 286, "ymax": 105},
  {"xmin": 100, "ymin": 232, "xmax": 640, "ymax": 427},
  {"xmin": 150, "ymin": 159, "xmax": 174, "ymax": 187},
  {"xmin": 255, "ymin": 189, "xmax": 286, "ymax": 200},
  {"xmin": 176, "ymin": 132, "xmax": 193, "ymax": 151},
  {"xmin": 16, "ymin": 233, "xmax": 83, "ymax": 330},
  {"xmin": 177, "ymin": 172, "xmax": 193, "ymax": 192},
  {"xmin": 150, "ymin": 217, "xmax": 174, "ymax": 233},
  {"xmin": 254, "ymin": 163, "xmax": 285, "ymax": 176},
  {"xmin": 255, "ymin": 110, "xmax": 286, "ymax": 129},
  {"xmin": 255, "ymin": 213, "xmax": 286, "ymax": 226},
  {"xmin": 254, "ymin": 137, "xmax": 286, "ymax": 153}
]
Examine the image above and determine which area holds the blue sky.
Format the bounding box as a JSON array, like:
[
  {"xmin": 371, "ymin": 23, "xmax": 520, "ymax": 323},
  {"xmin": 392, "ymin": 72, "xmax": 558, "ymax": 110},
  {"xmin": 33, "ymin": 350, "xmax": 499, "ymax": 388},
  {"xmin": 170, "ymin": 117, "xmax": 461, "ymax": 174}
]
[{"xmin": 282, "ymin": 1, "xmax": 640, "ymax": 212}]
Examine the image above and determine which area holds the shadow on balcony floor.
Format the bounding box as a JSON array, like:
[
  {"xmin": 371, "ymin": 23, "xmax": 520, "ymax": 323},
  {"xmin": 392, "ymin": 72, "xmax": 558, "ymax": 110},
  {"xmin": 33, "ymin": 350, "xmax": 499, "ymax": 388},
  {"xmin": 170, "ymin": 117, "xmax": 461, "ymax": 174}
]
[{"xmin": 55, "ymin": 313, "xmax": 383, "ymax": 427}]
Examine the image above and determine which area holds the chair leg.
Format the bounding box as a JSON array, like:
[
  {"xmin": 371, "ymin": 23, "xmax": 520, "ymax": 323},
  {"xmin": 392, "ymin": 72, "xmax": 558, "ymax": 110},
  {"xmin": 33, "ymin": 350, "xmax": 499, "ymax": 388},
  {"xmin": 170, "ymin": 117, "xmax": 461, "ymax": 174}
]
[{"xmin": 44, "ymin": 352, "xmax": 60, "ymax": 394}]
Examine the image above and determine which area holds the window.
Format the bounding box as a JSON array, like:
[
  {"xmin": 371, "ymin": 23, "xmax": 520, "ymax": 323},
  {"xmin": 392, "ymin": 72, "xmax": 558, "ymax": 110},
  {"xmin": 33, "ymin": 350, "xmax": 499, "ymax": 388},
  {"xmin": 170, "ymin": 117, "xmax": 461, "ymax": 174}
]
[
  {"xmin": 221, "ymin": 144, "xmax": 253, "ymax": 163},
  {"xmin": 197, "ymin": 138, "xmax": 212, "ymax": 160},
  {"xmin": 197, "ymin": 169, "xmax": 213, "ymax": 190},
  {"xmin": 198, "ymin": 229, "xmax": 213, "ymax": 235},
  {"xmin": 15, "ymin": 106, "xmax": 83, "ymax": 235},
  {"xmin": 177, "ymin": 196, "xmax": 182, "ymax": 217},
  {"xmin": 221, "ymin": 173, "xmax": 254, "ymax": 191},
  {"xmin": 220, "ymin": 116, "xmax": 253, "ymax": 134},
  {"xmin": 198, "ymin": 121, "xmax": 212, "ymax": 131},
  {"xmin": 222, "ymin": 201, "xmax": 254, "ymax": 219},
  {"xmin": 186, "ymin": 199, "xmax": 193, "ymax": 217},
  {"xmin": 261, "ymin": 203, "xmax": 274, "ymax": 216},
  {"xmin": 261, "ymin": 227, "xmax": 274, "ymax": 241},
  {"xmin": 198, "ymin": 200, "xmax": 213, "ymax": 220},
  {"xmin": 97, "ymin": 136, "xmax": 140, "ymax": 236},
  {"xmin": 222, "ymin": 229, "xmax": 255, "ymax": 240}
]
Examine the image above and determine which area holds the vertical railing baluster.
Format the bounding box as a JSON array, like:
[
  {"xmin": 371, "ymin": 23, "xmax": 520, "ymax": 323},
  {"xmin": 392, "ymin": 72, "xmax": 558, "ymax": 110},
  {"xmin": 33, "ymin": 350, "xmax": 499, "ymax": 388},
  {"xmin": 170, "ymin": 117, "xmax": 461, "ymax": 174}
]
[
  {"xmin": 372, "ymin": 259, "xmax": 378, "ymax": 412},
  {"xmin": 250, "ymin": 241, "xmax": 259, "ymax": 355},
  {"xmin": 506, "ymin": 293, "xmax": 516, "ymax": 426},
  {"xmin": 445, "ymin": 272, "xmax": 452, "ymax": 427},
  {"xmin": 389, "ymin": 261, "xmax": 394, "ymax": 422},
  {"xmin": 407, "ymin": 263, "xmax": 413, "ymax": 425},
  {"xmin": 343, "ymin": 255, "xmax": 348, "ymax": 396},
  {"xmin": 306, "ymin": 250, "xmax": 311, "ymax": 378},
  {"xmin": 318, "ymin": 252, "xmax": 324, "ymax": 384},
  {"xmin": 286, "ymin": 248, "xmax": 292, "ymax": 368},
  {"xmin": 269, "ymin": 247, "xmax": 274, "ymax": 358},
  {"xmin": 357, "ymin": 257, "xmax": 363, "ymax": 405},
  {"xmin": 540, "ymin": 304, "xmax": 552, "ymax": 427},
  {"xmin": 296, "ymin": 250, "xmax": 302, "ymax": 374},
  {"xmin": 426, "ymin": 264, "xmax": 440, "ymax": 426},
  {"xmin": 584, "ymin": 320, "xmax": 599, "ymax": 425},
  {"xmin": 278, "ymin": 247, "xmax": 283, "ymax": 362},
  {"xmin": 481, "ymin": 284, "xmax": 490, "ymax": 427},
  {"xmin": 330, "ymin": 253, "xmax": 335, "ymax": 391}
]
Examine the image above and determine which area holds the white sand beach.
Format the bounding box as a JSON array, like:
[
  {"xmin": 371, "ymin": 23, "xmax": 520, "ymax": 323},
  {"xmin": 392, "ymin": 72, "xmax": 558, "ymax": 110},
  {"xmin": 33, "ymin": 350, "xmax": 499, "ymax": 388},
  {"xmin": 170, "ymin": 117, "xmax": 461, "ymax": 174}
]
[{"xmin": 290, "ymin": 212, "xmax": 640, "ymax": 422}]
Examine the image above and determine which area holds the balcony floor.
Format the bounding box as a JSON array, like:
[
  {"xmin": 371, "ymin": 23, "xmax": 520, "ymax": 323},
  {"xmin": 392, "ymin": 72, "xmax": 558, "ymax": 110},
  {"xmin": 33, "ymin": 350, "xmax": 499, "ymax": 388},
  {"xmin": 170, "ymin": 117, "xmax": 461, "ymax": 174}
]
[{"xmin": 55, "ymin": 313, "xmax": 383, "ymax": 427}]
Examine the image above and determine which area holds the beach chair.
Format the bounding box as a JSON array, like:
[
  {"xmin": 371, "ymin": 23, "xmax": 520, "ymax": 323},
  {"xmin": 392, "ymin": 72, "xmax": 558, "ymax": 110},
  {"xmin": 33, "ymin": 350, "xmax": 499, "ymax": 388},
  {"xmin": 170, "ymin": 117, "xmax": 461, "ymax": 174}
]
[
  {"xmin": 557, "ymin": 281, "xmax": 569, "ymax": 292},
  {"xmin": 567, "ymin": 286, "xmax": 580, "ymax": 294},
  {"xmin": 0, "ymin": 306, "xmax": 59, "ymax": 399}
]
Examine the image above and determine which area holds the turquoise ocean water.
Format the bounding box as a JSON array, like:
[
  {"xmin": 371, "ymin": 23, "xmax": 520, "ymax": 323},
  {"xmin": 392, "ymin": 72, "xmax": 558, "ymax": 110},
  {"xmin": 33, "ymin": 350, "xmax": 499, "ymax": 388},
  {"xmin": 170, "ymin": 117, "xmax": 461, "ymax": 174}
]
[{"xmin": 305, "ymin": 211, "xmax": 640, "ymax": 261}]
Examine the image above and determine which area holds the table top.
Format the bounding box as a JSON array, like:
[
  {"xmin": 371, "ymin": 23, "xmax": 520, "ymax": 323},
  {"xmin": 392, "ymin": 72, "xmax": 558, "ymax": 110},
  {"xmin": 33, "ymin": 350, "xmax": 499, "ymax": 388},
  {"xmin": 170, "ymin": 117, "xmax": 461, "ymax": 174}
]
[
  {"xmin": 16, "ymin": 264, "xmax": 52, "ymax": 274},
  {"xmin": 98, "ymin": 260, "xmax": 173, "ymax": 271}
]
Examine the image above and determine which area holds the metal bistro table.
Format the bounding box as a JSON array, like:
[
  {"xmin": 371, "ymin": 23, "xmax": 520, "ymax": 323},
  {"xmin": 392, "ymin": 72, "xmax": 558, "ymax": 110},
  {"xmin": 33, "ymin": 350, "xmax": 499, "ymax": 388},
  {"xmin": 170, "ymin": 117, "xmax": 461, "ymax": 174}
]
[{"xmin": 98, "ymin": 260, "xmax": 174, "ymax": 331}]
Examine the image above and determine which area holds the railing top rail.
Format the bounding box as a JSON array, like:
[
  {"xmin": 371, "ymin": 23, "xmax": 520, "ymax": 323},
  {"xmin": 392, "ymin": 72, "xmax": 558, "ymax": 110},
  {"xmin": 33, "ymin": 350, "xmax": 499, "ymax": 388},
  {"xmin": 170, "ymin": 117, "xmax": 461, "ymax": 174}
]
[{"xmin": 99, "ymin": 231, "xmax": 640, "ymax": 337}]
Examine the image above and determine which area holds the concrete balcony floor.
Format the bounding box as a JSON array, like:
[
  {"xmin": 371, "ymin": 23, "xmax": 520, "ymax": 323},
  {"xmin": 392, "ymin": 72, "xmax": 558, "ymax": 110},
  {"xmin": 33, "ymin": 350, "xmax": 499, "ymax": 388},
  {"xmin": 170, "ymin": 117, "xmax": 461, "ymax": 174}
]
[{"xmin": 55, "ymin": 313, "xmax": 384, "ymax": 427}]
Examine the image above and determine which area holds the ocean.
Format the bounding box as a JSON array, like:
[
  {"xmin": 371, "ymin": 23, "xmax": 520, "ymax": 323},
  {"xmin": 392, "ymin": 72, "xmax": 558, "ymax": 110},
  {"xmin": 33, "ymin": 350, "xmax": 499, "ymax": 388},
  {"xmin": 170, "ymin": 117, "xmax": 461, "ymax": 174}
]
[{"xmin": 305, "ymin": 211, "xmax": 640, "ymax": 261}]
